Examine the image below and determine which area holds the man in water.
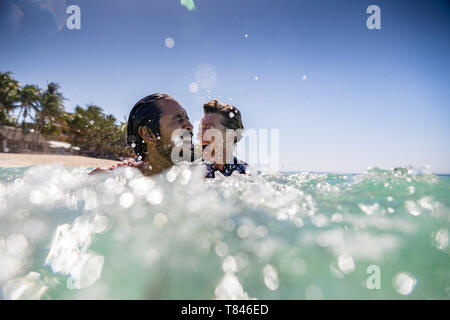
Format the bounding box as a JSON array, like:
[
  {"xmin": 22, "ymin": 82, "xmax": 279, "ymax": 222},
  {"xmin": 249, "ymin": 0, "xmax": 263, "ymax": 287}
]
[
  {"xmin": 90, "ymin": 93, "xmax": 193, "ymax": 175},
  {"xmin": 199, "ymin": 99, "xmax": 247, "ymax": 178}
]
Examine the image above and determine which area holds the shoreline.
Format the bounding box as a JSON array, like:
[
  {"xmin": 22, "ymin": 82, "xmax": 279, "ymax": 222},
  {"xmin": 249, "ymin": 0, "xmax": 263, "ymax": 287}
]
[
  {"xmin": 0, "ymin": 153, "xmax": 119, "ymax": 168},
  {"xmin": 1, "ymin": 153, "xmax": 448, "ymax": 175}
]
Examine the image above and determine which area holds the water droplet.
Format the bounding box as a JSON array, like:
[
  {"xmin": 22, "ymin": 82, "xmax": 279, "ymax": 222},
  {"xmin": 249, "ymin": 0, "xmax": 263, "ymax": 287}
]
[
  {"xmin": 338, "ymin": 254, "xmax": 355, "ymax": 274},
  {"xmin": 222, "ymin": 256, "xmax": 238, "ymax": 273},
  {"xmin": 331, "ymin": 213, "xmax": 343, "ymax": 223},
  {"xmin": 237, "ymin": 225, "xmax": 250, "ymax": 238},
  {"xmin": 433, "ymin": 228, "xmax": 448, "ymax": 250},
  {"xmin": 418, "ymin": 197, "xmax": 433, "ymax": 210},
  {"xmin": 119, "ymin": 192, "xmax": 134, "ymax": 208},
  {"xmin": 164, "ymin": 37, "xmax": 175, "ymax": 48},
  {"xmin": 153, "ymin": 213, "xmax": 167, "ymax": 228},
  {"xmin": 2, "ymin": 272, "xmax": 47, "ymax": 300},
  {"xmin": 255, "ymin": 225, "xmax": 268, "ymax": 238},
  {"xmin": 147, "ymin": 189, "xmax": 163, "ymax": 204},
  {"xmin": 30, "ymin": 190, "xmax": 44, "ymax": 205},
  {"xmin": 405, "ymin": 200, "xmax": 421, "ymax": 216},
  {"xmin": 215, "ymin": 242, "xmax": 228, "ymax": 257},
  {"xmin": 392, "ymin": 272, "xmax": 417, "ymax": 295},
  {"xmin": 215, "ymin": 273, "xmax": 248, "ymax": 299},
  {"xmin": 188, "ymin": 82, "xmax": 199, "ymax": 93},
  {"xmin": 263, "ymin": 264, "xmax": 279, "ymax": 290},
  {"xmin": 195, "ymin": 63, "xmax": 217, "ymax": 89}
]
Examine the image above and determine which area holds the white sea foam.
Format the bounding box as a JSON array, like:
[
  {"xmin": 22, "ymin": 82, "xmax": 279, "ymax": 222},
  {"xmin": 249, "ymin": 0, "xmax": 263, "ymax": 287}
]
[{"xmin": 0, "ymin": 164, "xmax": 448, "ymax": 299}]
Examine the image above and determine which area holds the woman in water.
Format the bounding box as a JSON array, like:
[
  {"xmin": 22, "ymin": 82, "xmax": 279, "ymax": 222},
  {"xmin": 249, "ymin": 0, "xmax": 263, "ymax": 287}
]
[{"xmin": 199, "ymin": 99, "xmax": 247, "ymax": 178}]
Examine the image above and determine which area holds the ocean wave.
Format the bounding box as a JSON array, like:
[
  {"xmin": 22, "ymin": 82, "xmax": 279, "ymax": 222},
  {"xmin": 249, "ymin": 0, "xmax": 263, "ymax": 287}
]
[{"xmin": 0, "ymin": 164, "xmax": 448, "ymax": 299}]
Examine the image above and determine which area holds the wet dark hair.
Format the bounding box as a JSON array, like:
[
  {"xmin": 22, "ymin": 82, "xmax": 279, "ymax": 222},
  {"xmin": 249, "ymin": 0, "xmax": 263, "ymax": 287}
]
[{"xmin": 127, "ymin": 93, "xmax": 171, "ymax": 160}]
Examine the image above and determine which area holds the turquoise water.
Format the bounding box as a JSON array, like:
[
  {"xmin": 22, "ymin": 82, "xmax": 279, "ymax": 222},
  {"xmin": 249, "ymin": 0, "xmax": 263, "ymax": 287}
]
[{"xmin": 0, "ymin": 164, "xmax": 448, "ymax": 299}]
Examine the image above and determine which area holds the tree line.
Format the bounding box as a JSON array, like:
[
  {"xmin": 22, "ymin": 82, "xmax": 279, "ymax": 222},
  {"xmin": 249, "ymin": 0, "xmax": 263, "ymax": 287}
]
[{"xmin": 0, "ymin": 71, "xmax": 131, "ymax": 159}]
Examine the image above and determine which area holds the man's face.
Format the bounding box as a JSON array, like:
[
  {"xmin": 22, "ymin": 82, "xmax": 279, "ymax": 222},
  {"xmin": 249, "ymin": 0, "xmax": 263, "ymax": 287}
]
[{"xmin": 156, "ymin": 98, "xmax": 193, "ymax": 161}]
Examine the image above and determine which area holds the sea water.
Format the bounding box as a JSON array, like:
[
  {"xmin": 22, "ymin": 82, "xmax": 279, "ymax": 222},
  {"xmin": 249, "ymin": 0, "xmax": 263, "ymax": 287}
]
[{"xmin": 0, "ymin": 164, "xmax": 448, "ymax": 299}]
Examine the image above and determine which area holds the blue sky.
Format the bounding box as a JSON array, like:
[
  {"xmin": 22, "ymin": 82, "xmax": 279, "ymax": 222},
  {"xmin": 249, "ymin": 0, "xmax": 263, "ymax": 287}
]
[{"xmin": 1, "ymin": 0, "xmax": 449, "ymax": 173}]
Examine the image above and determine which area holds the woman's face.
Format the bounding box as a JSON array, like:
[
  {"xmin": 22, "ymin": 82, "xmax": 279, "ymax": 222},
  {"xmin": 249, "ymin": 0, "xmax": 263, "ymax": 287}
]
[
  {"xmin": 199, "ymin": 112, "xmax": 237, "ymax": 165},
  {"xmin": 199, "ymin": 112, "xmax": 226, "ymax": 151}
]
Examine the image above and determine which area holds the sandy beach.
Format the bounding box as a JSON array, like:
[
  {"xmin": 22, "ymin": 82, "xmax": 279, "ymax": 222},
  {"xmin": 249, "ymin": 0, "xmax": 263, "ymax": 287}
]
[{"xmin": 0, "ymin": 153, "xmax": 119, "ymax": 168}]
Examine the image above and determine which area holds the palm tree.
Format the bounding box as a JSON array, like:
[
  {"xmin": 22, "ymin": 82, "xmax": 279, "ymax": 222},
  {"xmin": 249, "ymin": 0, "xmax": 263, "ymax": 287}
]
[
  {"xmin": 35, "ymin": 83, "xmax": 64, "ymax": 132},
  {"xmin": 0, "ymin": 71, "xmax": 20, "ymax": 125},
  {"xmin": 33, "ymin": 83, "xmax": 65, "ymax": 149},
  {"xmin": 16, "ymin": 84, "xmax": 40, "ymax": 131}
]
